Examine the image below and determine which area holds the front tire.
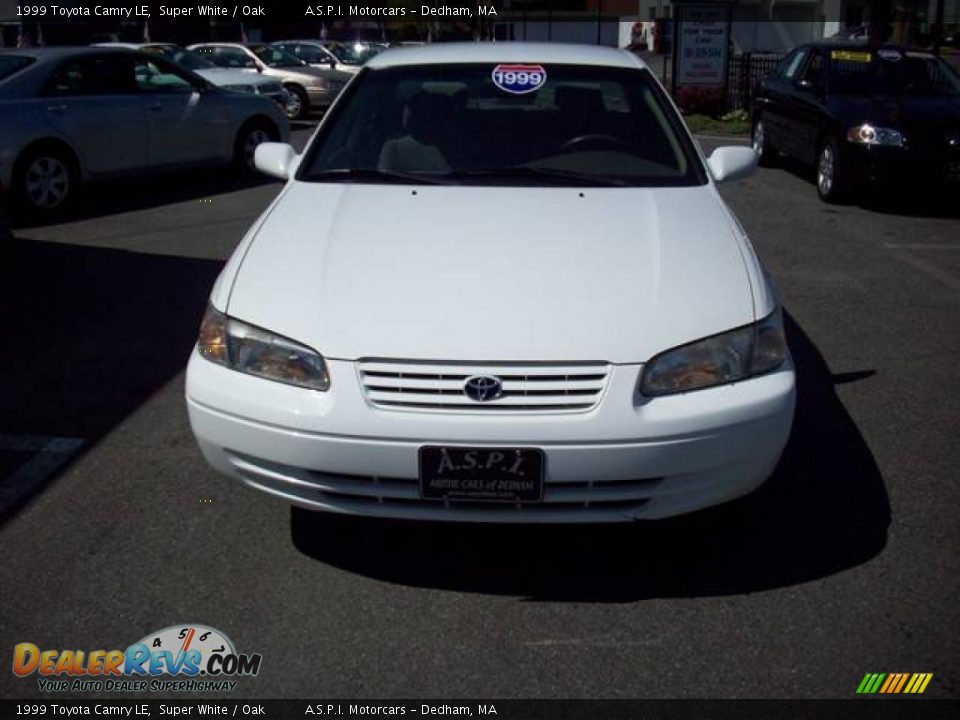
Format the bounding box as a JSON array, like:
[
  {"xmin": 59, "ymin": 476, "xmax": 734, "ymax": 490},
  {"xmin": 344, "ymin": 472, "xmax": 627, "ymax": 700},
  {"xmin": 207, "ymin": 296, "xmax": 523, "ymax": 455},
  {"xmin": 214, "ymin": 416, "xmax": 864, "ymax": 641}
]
[
  {"xmin": 752, "ymin": 113, "xmax": 776, "ymax": 167},
  {"xmin": 13, "ymin": 145, "xmax": 78, "ymax": 219},
  {"xmin": 284, "ymin": 85, "xmax": 309, "ymax": 121},
  {"xmin": 234, "ymin": 119, "xmax": 278, "ymax": 172},
  {"xmin": 816, "ymin": 136, "xmax": 847, "ymax": 203}
]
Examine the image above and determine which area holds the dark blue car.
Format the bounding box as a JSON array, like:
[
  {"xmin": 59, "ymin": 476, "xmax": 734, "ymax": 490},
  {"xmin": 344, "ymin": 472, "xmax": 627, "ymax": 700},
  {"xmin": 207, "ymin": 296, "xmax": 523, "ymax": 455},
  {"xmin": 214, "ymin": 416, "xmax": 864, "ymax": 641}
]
[{"xmin": 752, "ymin": 43, "xmax": 960, "ymax": 202}]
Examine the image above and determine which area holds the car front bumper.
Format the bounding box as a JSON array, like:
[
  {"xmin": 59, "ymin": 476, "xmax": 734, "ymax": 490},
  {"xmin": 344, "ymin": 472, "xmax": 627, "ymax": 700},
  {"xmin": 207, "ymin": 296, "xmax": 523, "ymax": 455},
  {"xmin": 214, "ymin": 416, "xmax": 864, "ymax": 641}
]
[
  {"xmin": 846, "ymin": 144, "xmax": 960, "ymax": 188},
  {"xmin": 0, "ymin": 145, "xmax": 15, "ymax": 194},
  {"xmin": 186, "ymin": 354, "xmax": 796, "ymax": 523},
  {"xmin": 262, "ymin": 89, "xmax": 290, "ymax": 110},
  {"xmin": 305, "ymin": 84, "xmax": 343, "ymax": 107}
]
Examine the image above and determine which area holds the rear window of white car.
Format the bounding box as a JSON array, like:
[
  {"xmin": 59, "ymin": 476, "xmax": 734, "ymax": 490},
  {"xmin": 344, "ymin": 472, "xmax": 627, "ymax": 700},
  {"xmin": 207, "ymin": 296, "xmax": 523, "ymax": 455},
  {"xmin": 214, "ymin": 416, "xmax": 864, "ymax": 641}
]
[
  {"xmin": 0, "ymin": 55, "xmax": 35, "ymax": 82},
  {"xmin": 299, "ymin": 63, "xmax": 706, "ymax": 187}
]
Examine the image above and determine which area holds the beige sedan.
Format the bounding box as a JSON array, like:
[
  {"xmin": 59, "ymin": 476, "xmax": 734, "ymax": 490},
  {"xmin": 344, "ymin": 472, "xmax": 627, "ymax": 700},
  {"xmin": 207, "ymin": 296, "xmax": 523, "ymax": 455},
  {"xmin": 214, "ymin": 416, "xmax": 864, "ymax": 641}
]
[{"xmin": 188, "ymin": 43, "xmax": 350, "ymax": 120}]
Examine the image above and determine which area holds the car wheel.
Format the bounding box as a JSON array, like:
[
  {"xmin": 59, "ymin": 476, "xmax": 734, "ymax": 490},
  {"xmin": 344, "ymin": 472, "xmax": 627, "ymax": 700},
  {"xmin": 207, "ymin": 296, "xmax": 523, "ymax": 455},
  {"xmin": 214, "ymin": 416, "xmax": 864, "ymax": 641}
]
[
  {"xmin": 234, "ymin": 120, "xmax": 278, "ymax": 172},
  {"xmin": 284, "ymin": 86, "xmax": 309, "ymax": 121},
  {"xmin": 815, "ymin": 136, "xmax": 846, "ymax": 203},
  {"xmin": 14, "ymin": 146, "xmax": 78, "ymax": 218},
  {"xmin": 752, "ymin": 114, "xmax": 776, "ymax": 167}
]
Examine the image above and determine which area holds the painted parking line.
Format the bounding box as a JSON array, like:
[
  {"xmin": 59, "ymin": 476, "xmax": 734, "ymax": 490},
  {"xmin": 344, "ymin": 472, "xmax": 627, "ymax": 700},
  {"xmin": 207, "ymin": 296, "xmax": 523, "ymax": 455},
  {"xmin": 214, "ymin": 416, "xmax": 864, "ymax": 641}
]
[
  {"xmin": 889, "ymin": 252, "xmax": 960, "ymax": 293},
  {"xmin": 884, "ymin": 243, "xmax": 960, "ymax": 250},
  {"xmin": 0, "ymin": 435, "xmax": 84, "ymax": 513}
]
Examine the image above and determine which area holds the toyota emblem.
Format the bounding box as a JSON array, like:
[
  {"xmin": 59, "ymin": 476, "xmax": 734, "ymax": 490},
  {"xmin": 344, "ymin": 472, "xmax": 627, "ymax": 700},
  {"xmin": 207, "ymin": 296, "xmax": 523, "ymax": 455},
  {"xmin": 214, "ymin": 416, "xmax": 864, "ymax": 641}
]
[{"xmin": 463, "ymin": 375, "xmax": 503, "ymax": 402}]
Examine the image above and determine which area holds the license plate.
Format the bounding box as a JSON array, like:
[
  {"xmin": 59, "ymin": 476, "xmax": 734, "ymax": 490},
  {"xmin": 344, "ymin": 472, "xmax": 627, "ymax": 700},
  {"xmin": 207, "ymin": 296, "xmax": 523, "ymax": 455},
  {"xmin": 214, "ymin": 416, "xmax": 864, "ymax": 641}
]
[
  {"xmin": 946, "ymin": 160, "xmax": 960, "ymax": 182},
  {"xmin": 418, "ymin": 446, "xmax": 544, "ymax": 503}
]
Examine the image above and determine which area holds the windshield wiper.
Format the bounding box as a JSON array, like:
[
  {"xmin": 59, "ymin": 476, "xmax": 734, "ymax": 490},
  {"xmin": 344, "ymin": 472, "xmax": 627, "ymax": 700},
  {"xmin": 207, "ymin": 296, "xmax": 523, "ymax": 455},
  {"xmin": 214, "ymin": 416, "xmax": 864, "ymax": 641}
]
[
  {"xmin": 449, "ymin": 166, "xmax": 629, "ymax": 187},
  {"xmin": 302, "ymin": 168, "xmax": 455, "ymax": 185}
]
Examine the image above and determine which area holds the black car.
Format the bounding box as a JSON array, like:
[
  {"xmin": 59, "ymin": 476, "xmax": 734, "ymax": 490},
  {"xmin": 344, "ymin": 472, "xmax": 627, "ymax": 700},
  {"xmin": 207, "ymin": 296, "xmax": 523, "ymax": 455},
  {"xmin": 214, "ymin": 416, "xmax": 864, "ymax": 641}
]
[{"xmin": 752, "ymin": 43, "xmax": 960, "ymax": 202}]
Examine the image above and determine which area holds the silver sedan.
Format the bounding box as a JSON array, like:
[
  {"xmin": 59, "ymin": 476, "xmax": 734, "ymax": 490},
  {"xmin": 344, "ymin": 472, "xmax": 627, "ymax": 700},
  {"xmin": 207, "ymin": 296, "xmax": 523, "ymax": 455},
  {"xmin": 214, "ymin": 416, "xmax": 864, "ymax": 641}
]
[{"xmin": 0, "ymin": 47, "xmax": 290, "ymax": 217}]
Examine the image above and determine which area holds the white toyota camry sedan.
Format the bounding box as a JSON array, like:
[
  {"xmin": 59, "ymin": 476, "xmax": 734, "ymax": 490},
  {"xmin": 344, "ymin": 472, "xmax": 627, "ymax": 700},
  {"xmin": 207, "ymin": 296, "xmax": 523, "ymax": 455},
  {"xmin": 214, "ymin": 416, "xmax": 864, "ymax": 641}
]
[{"xmin": 186, "ymin": 43, "xmax": 796, "ymax": 523}]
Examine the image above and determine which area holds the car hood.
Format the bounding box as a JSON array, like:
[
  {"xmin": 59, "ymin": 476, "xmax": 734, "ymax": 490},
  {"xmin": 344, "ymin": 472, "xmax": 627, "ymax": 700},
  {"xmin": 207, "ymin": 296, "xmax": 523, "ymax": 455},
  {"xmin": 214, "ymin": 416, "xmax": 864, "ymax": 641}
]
[
  {"xmin": 273, "ymin": 65, "xmax": 328, "ymax": 81},
  {"xmin": 828, "ymin": 93, "xmax": 960, "ymax": 129},
  {"xmin": 302, "ymin": 66, "xmax": 353, "ymax": 82},
  {"xmin": 194, "ymin": 68, "xmax": 274, "ymax": 87},
  {"xmin": 227, "ymin": 183, "xmax": 756, "ymax": 364}
]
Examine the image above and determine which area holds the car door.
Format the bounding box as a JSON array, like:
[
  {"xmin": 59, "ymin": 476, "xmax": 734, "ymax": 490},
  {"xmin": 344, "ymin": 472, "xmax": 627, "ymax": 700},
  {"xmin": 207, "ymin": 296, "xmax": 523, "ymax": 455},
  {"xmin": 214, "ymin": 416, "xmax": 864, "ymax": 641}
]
[
  {"xmin": 290, "ymin": 43, "xmax": 337, "ymax": 70},
  {"xmin": 133, "ymin": 56, "xmax": 233, "ymax": 167},
  {"xmin": 212, "ymin": 46, "xmax": 262, "ymax": 74},
  {"xmin": 787, "ymin": 49, "xmax": 829, "ymax": 164},
  {"xmin": 758, "ymin": 47, "xmax": 809, "ymax": 159},
  {"xmin": 41, "ymin": 54, "xmax": 148, "ymax": 176}
]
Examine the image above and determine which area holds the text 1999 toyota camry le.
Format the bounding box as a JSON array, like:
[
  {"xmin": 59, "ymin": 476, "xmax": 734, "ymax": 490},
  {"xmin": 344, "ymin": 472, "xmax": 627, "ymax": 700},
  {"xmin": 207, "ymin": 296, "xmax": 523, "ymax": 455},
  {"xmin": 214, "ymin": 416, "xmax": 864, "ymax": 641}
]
[{"xmin": 186, "ymin": 43, "xmax": 796, "ymax": 523}]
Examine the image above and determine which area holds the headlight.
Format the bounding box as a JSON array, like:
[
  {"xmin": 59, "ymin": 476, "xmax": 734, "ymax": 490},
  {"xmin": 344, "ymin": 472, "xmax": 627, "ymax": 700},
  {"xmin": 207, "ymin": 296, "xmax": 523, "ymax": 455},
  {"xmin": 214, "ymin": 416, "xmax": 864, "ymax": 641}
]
[
  {"xmin": 197, "ymin": 305, "xmax": 330, "ymax": 391},
  {"xmin": 639, "ymin": 309, "xmax": 788, "ymax": 397},
  {"xmin": 223, "ymin": 84, "xmax": 256, "ymax": 94},
  {"xmin": 846, "ymin": 124, "xmax": 906, "ymax": 148}
]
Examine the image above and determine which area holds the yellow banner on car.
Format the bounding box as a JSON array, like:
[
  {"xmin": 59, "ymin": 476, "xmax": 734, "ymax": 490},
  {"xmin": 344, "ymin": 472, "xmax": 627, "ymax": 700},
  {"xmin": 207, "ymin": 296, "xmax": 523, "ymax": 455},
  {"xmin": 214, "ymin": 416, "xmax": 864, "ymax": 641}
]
[{"xmin": 831, "ymin": 50, "xmax": 872, "ymax": 62}]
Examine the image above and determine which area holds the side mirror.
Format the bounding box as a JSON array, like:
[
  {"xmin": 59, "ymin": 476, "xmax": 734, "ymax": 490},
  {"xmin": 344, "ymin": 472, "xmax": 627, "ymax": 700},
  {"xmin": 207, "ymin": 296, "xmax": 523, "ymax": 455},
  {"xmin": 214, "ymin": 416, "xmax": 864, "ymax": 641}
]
[
  {"xmin": 254, "ymin": 142, "xmax": 299, "ymax": 180},
  {"xmin": 707, "ymin": 146, "xmax": 758, "ymax": 184}
]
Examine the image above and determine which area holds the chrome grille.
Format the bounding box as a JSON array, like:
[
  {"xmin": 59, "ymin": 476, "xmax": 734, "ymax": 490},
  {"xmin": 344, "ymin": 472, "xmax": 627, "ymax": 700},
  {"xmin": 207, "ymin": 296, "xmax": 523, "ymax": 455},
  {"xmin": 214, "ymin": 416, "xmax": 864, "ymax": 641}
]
[{"xmin": 357, "ymin": 360, "xmax": 610, "ymax": 412}]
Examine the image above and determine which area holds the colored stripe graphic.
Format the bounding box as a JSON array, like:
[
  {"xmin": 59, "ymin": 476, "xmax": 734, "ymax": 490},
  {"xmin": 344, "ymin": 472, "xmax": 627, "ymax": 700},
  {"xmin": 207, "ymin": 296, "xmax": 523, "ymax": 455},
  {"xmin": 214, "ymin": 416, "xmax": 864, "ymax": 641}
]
[
  {"xmin": 892, "ymin": 673, "xmax": 910, "ymax": 693},
  {"xmin": 879, "ymin": 674, "xmax": 896, "ymax": 693},
  {"xmin": 906, "ymin": 673, "xmax": 933, "ymax": 694},
  {"xmin": 857, "ymin": 673, "xmax": 932, "ymax": 694}
]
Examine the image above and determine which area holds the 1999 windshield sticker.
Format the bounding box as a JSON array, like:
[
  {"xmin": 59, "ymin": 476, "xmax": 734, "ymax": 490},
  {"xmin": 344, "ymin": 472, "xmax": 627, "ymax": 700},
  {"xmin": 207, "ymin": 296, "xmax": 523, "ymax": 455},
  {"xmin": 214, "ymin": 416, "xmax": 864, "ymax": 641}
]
[
  {"xmin": 492, "ymin": 64, "xmax": 547, "ymax": 94},
  {"xmin": 12, "ymin": 624, "xmax": 262, "ymax": 693}
]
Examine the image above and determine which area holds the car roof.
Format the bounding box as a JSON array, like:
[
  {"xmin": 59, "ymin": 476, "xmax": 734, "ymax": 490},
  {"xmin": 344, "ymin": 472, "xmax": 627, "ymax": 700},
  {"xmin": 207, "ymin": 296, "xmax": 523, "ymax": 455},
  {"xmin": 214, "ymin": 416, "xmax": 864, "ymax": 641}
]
[
  {"xmin": 364, "ymin": 42, "xmax": 646, "ymax": 70},
  {"xmin": 0, "ymin": 46, "xmax": 137, "ymax": 61},
  {"xmin": 191, "ymin": 43, "xmax": 250, "ymax": 49},
  {"xmin": 803, "ymin": 41, "xmax": 933, "ymax": 55},
  {"xmin": 91, "ymin": 42, "xmax": 142, "ymax": 49}
]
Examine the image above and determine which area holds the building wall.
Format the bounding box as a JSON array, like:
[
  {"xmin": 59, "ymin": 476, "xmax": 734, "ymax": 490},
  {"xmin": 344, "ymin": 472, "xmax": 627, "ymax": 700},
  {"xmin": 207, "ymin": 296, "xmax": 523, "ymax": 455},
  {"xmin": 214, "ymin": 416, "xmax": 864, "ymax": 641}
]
[{"xmin": 505, "ymin": 19, "xmax": 622, "ymax": 45}]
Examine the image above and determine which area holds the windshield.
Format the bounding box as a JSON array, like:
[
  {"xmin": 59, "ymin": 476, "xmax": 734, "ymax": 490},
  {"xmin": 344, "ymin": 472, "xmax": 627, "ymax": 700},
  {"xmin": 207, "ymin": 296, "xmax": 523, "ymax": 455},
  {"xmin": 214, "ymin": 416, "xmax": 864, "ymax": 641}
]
[
  {"xmin": 251, "ymin": 45, "xmax": 304, "ymax": 68},
  {"xmin": 0, "ymin": 55, "xmax": 35, "ymax": 82},
  {"xmin": 829, "ymin": 49, "xmax": 960, "ymax": 95},
  {"xmin": 142, "ymin": 46, "xmax": 215, "ymax": 71},
  {"xmin": 325, "ymin": 42, "xmax": 382, "ymax": 65},
  {"xmin": 299, "ymin": 63, "xmax": 704, "ymax": 187}
]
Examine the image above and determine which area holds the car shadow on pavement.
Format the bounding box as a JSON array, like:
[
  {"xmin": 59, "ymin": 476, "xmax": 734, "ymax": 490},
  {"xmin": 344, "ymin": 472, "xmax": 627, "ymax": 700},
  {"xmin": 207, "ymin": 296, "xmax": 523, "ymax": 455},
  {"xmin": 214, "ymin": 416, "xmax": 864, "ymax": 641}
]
[
  {"xmin": 0, "ymin": 235, "xmax": 220, "ymax": 524},
  {"xmin": 291, "ymin": 312, "xmax": 891, "ymax": 601},
  {"xmin": 772, "ymin": 157, "xmax": 960, "ymax": 219},
  {"xmin": 8, "ymin": 168, "xmax": 276, "ymax": 229}
]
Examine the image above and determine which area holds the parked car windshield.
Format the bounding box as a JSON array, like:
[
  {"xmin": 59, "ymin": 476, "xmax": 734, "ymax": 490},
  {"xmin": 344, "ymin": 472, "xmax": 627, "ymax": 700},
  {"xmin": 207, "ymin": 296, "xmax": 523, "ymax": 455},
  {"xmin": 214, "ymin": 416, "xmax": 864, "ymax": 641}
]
[
  {"xmin": 299, "ymin": 63, "xmax": 704, "ymax": 187},
  {"xmin": 0, "ymin": 55, "xmax": 35, "ymax": 81},
  {"xmin": 141, "ymin": 46, "xmax": 216, "ymax": 71},
  {"xmin": 829, "ymin": 49, "xmax": 960, "ymax": 95},
  {"xmin": 324, "ymin": 41, "xmax": 382, "ymax": 66},
  {"xmin": 250, "ymin": 45, "xmax": 304, "ymax": 68}
]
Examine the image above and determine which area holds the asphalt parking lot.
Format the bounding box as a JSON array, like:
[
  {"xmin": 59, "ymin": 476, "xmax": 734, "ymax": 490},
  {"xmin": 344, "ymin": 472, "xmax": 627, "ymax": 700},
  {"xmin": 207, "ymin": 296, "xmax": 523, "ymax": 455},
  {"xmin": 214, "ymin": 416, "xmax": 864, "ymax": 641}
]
[{"xmin": 0, "ymin": 125, "xmax": 957, "ymax": 699}]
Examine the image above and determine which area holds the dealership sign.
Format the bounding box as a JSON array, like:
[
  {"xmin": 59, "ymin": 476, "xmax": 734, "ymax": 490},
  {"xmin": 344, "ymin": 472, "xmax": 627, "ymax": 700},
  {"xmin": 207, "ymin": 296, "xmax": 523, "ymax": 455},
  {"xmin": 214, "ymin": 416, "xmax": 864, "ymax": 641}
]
[{"xmin": 675, "ymin": 6, "xmax": 730, "ymax": 86}]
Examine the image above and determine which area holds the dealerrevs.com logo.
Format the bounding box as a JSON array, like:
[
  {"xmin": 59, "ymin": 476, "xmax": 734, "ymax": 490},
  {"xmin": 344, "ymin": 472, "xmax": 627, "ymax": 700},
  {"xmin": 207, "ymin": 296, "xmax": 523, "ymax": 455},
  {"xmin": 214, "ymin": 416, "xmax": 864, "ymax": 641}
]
[{"xmin": 13, "ymin": 624, "xmax": 262, "ymax": 693}]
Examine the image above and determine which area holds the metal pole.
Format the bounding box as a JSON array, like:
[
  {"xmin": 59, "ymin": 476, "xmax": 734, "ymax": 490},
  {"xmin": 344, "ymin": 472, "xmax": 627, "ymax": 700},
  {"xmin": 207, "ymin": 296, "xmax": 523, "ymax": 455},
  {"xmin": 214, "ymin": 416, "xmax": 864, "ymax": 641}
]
[
  {"xmin": 932, "ymin": 0, "xmax": 945, "ymax": 55},
  {"xmin": 596, "ymin": 0, "xmax": 603, "ymax": 46}
]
